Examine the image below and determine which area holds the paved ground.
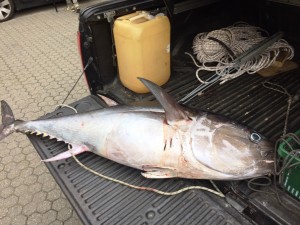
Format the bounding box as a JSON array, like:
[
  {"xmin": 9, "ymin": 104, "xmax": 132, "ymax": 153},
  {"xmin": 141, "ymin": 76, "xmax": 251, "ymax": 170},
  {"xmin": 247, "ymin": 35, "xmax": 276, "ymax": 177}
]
[{"xmin": 0, "ymin": 2, "xmax": 102, "ymax": 224}]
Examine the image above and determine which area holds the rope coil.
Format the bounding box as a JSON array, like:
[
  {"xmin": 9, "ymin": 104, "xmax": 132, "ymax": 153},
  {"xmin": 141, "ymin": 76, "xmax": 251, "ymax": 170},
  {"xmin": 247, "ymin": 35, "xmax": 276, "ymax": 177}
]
[{"xmin": 192, "ymin": 23, "xmax": 294, "ymax": 83}]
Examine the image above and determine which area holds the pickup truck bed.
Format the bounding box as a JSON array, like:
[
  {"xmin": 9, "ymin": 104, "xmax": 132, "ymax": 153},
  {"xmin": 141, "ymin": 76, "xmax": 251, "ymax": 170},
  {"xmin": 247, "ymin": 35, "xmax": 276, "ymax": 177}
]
[{"xmin": 28, "ymin": 66, "xmax": 300, "ymax": 224}]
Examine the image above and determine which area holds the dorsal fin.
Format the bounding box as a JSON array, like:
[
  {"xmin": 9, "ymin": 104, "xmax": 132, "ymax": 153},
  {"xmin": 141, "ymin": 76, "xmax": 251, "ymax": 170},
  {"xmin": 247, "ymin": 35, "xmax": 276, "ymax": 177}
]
[{"xmin": 138, "ymin": 78, "xmax": 189, "ymax": 122}]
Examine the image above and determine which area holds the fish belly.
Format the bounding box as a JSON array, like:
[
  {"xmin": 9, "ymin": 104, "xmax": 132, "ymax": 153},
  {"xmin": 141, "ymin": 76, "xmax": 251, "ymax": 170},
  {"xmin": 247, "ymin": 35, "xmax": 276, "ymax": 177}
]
[{"xmin": 96, "ymin": 112, "xmax": 172, "ymax": 170}]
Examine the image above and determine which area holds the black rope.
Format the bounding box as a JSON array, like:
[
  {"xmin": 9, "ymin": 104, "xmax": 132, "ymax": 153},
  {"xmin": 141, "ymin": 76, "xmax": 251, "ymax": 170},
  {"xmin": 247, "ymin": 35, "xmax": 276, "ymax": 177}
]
[
  {"xmin": 247, "ymin": 176, "xmax": 273, "ymax": 194},
  {"xmin": 61, "ymin": 57, "xmax": 93, "ymax": 105},
  {"xmin": 162, "ymin": 0, "xmax": 173, "ymax": 19}
]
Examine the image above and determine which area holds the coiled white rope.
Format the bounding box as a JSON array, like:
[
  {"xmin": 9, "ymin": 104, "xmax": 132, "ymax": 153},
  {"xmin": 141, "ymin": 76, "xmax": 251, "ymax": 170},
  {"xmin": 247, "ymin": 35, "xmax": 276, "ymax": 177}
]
[{"xmin": 191, "ymin": 23, "xmax": 294, "ymax": 84}]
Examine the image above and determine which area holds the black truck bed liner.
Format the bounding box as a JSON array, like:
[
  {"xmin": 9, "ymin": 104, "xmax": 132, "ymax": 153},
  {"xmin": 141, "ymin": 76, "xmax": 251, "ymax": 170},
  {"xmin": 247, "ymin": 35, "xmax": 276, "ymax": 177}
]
[{"xmin": 28, "ymin": 67, "xmax": 300, "ymax": 224}]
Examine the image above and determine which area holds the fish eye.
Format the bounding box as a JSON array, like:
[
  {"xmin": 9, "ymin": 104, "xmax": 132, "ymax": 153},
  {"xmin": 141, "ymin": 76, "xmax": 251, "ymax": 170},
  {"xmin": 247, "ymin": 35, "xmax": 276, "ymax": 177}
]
[{"xmin": 250, "ymin": 132, "xmax": 261, "ymax": 143}]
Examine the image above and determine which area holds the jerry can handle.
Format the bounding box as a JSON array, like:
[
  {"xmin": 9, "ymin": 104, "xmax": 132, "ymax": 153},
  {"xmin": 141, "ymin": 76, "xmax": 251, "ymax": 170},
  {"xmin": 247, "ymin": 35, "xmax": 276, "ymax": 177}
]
[{"xmin": 128, "ymin": 11, "xmax": 154, "ymax": 22}]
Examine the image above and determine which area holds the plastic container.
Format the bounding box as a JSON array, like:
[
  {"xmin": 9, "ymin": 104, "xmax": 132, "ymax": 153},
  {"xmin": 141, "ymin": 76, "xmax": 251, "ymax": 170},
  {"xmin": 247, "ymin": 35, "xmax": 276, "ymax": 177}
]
[
  {"xmin": 278, "ymin": 129, "xmax": 300, "ymax": 200},
  {"xmin": 113, "ymin": 11, "xmax": 170, "ymax": 93}
]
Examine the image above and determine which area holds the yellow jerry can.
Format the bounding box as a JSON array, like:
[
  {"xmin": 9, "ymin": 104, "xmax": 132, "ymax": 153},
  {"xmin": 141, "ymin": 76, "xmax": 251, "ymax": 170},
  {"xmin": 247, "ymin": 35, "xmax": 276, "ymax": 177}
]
[{"xmin": 113, "ymin": 11, "xmax": 171, "ymax": 93}]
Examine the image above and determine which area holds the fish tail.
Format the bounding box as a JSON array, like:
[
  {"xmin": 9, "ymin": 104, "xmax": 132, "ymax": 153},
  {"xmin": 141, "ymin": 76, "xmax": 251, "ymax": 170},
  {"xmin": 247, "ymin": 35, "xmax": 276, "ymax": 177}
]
[{"xmin": 0, "ymin": 101, "xmax": 16, "ymax": 141}]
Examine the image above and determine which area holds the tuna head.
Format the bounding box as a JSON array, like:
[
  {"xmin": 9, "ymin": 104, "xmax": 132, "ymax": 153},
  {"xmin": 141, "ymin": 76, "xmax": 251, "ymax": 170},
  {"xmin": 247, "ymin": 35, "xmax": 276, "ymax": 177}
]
[
  {"xmin": 139, "ymin": 78, "xmax": 274, "ymax": 180},
  {"xmin": 189, "ymin": 113, "xmax": 274, "ymax": 179}
]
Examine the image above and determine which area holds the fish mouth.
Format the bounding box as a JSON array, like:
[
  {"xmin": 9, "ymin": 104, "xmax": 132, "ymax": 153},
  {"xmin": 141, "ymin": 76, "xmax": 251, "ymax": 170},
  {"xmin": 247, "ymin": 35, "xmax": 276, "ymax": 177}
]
[{"xmin": 255, "ymin": 140, "xmax": 274, "ymax": 163}]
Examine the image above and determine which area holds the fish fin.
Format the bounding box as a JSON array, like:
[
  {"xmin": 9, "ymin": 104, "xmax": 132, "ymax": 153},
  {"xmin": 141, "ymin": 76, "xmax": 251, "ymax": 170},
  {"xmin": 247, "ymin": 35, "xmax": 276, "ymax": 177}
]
[
  {"xmin": 138, "ymin": 78, "xmax": 189, "ymax": 122},
  {"xmin": 1, "ymin": 100, "xmax": 15, "ymax": 126},
  {"xmin": 0, "ymin": 101, "xmax": 16, "ymax": 141},
  {"xmin": 141, "ymin": 171, "xmax": 176, "ymax": 179},
  {"xmin": 42, "ymin": 151, "xmax": 74, "ymax": 162},
  {"xmin": 42, "ymin": 145, "xmax": 89, "ymax": 162},
  {"xmin": 98, "ymin": 95, "xmax": 119, "ymax": 107},
  {"xmin": 141, "ymin": 166, "xmax": 177, "ymax": 179}
]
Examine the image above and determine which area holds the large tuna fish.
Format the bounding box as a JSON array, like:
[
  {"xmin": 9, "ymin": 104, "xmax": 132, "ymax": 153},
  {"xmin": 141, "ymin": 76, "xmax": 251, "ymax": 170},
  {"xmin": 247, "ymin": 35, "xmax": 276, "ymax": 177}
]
[{"xmin": 0, "ymin": 78, "xmax": 274, "ymax": 180}]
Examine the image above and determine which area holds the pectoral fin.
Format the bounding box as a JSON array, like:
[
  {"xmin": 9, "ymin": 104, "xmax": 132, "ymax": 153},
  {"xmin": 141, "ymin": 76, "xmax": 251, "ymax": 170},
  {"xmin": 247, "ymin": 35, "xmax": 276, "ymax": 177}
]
[
  {"xmin": 141, "ymin": 165, "xmax": 177, "ymax": 179},
  {"xmin": 42, "ymin": 145, "xmax": 89, "ymax": 162}
]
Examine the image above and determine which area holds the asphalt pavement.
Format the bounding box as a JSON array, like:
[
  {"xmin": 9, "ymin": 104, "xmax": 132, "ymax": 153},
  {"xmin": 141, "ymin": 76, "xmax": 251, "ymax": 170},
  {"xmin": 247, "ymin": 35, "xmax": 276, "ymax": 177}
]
[{"xmin": 0, "ymin": 2, "xmax": 102, "ymax": 224}]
